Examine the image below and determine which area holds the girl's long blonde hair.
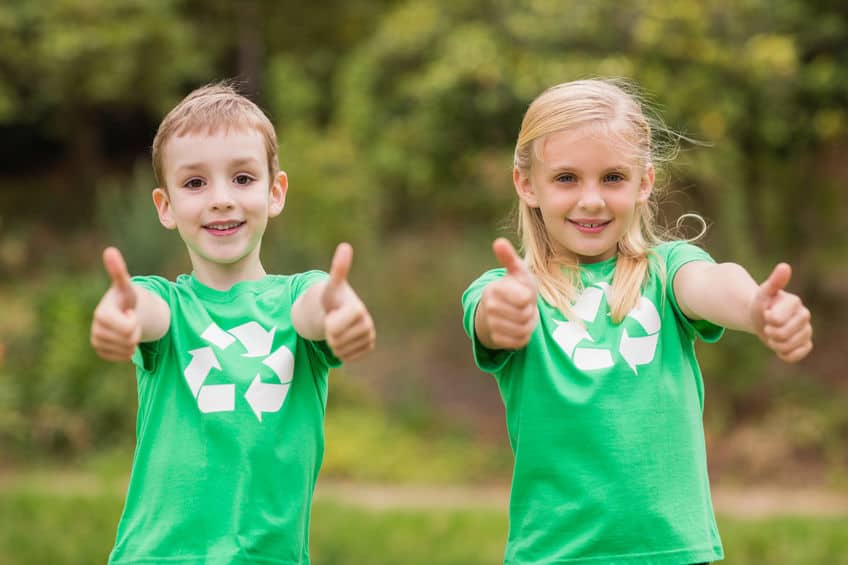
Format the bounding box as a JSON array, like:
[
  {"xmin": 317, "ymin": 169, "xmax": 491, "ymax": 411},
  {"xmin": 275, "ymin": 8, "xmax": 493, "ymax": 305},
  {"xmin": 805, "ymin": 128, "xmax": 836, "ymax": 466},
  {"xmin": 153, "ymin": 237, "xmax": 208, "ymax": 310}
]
[{"xmin": 514, "ymin": 78, "xmax": 681, "ymax": 323}]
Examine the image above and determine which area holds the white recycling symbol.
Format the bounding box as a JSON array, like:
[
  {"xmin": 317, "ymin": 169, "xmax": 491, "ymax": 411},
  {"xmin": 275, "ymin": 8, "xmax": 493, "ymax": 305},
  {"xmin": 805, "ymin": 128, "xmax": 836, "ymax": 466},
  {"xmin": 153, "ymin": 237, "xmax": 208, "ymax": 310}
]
[
  {"xmin": 183, "ymin": 321, "xmax": 294, "ymax": 421},
  {"xmin": 552, "ymin": 283, "xmax": 661, "ymax": 374}
]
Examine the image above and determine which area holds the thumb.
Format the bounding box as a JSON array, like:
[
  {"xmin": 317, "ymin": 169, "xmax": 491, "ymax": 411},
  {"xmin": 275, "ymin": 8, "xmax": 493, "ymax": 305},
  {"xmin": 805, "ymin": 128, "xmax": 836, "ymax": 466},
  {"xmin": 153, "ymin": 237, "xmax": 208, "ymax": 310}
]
[
  {"xmin": 759, "ymin": 263, "xmax": 792, "ymax": 302},
  {"xmin": 493, "ymin": 238, "xmax": 533, "ymax": 285},
  {"xmin": 322, "ymin": 242, "xmax": 352, "ymax": 312},
  {"xmin": 103, "ymin": 247, "xmax": 136, "ymax": 311}
]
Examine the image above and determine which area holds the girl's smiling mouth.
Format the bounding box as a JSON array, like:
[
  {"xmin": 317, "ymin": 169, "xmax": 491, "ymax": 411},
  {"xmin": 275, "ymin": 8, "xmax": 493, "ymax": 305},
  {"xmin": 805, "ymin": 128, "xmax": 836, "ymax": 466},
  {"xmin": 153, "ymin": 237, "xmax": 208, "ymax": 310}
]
[{"xmin": 568, "ymin": 218, "xmax": 612, "ymax": 233}]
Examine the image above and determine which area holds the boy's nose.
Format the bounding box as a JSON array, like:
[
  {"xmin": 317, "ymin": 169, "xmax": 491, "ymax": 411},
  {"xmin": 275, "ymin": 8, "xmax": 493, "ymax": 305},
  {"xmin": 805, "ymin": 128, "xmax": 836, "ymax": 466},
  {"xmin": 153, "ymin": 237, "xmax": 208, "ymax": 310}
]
[{"xmin": 209, "ymin": 182, "xmax": 236, "ymax": 210}]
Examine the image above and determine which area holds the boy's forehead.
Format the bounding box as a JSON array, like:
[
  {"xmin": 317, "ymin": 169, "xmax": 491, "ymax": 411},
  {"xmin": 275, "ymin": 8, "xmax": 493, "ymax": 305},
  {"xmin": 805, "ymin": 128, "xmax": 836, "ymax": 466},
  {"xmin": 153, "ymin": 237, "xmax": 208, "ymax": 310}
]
[{"xmin": 162, "ymin": 128, "xmax": 269, "ymax": 171}]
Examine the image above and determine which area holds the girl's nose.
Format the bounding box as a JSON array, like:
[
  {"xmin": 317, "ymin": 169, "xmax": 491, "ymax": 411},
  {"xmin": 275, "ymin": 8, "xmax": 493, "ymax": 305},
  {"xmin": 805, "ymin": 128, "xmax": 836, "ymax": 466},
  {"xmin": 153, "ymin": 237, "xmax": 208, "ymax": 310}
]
[{"xmin": 578, "ymin": 184, "xmax": 605, "ymax": 209}]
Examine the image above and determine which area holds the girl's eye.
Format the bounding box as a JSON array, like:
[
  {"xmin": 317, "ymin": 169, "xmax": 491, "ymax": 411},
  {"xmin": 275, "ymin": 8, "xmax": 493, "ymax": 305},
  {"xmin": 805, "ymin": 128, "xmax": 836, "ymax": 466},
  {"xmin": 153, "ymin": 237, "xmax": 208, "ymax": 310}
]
[
  {"xmin": 184, "ymin": 178, "xmax": 204, "ymax": 189},
  {"xmin": 556, "ymin": 173, "xmax": 577, "ymax": 183},
  {"xmin": 234, "ymin": 174, "xmax": 254, "ymax": 185},
  {"xmin": 603, "ymin": 172, "xmax": 625, "ymax": 183}
]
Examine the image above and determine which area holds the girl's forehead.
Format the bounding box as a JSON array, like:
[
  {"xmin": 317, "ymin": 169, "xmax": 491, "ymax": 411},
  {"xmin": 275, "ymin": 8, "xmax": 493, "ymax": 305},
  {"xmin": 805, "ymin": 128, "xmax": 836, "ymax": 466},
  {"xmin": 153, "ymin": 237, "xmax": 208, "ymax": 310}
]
[{"xmin": 535, "ymin": 124, "xmax": 643, "ymax": 169}]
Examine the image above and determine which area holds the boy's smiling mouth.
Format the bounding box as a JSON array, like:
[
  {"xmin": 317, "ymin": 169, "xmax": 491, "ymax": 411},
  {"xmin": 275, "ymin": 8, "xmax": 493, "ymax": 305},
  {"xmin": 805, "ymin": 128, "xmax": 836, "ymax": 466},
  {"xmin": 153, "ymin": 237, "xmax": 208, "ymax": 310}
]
[{"xmin": 203, "ymin": 220, "xmax": 246, "ymax": 235}]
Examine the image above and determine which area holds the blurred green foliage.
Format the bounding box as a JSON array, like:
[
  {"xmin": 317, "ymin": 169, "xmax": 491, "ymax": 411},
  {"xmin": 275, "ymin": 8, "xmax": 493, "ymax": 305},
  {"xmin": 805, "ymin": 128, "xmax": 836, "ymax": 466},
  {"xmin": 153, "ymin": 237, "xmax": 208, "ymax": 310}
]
[{"xmin": 0, "ymin": 0, "xmax": 846, "ymax": 484}]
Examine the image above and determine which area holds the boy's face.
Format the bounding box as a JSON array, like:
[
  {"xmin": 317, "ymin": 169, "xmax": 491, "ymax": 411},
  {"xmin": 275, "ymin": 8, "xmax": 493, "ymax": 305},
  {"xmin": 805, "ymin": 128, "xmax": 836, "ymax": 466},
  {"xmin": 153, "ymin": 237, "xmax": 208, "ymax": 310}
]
[{"xmin": 152, "ymin": 128, "xmax": 286, "ymax": 282}]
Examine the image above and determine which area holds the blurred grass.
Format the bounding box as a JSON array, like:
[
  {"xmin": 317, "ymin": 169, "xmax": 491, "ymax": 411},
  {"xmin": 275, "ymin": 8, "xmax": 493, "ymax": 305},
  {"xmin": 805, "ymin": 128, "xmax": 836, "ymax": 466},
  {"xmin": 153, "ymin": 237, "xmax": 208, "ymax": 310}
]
[{"xmin": 2, "ymin": 472, "xmax": 848, "ymax": 564}]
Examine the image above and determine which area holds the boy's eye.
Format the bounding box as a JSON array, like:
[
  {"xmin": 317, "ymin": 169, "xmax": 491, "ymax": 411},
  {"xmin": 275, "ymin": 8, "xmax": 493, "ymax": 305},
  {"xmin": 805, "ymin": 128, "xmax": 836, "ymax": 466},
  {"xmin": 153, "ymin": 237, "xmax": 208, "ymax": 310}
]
[
  {"xmin": 603, "ymin": 172, "xmax": 625, "ymax": 183},
  {"xmin": 234, "ymin": 174, "xmax": 254, "ymax": 185},
  {"xmin": 555, "ymin": 173, "xmax": 577, "ymax": 183},
  {"xmin": 184, "ymin": 178, "xmax": 204, "ymax": 189}
]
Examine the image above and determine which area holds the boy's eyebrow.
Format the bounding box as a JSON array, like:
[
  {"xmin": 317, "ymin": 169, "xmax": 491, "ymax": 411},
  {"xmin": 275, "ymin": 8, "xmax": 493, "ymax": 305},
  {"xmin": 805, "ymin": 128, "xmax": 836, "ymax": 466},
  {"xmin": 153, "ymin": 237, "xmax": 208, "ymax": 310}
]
[
  {"xmin": 228, "ymin": 156, "xmax": 263, "ymax": 167},
  {"xmin": 173, "ymin": 157, "xmax": 263, "ymax": 173}
]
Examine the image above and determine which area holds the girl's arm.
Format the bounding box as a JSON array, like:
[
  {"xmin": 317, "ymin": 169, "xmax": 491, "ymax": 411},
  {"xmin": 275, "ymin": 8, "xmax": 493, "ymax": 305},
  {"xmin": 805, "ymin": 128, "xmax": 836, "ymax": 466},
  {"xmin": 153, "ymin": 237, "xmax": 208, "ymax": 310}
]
[
  {"xmin": 673, "ymin": 260, "xmax": 812, "ymax": 362},
  {"xmin": 474, "ymin": 238, "xmax": 539, "ymax": 350}
]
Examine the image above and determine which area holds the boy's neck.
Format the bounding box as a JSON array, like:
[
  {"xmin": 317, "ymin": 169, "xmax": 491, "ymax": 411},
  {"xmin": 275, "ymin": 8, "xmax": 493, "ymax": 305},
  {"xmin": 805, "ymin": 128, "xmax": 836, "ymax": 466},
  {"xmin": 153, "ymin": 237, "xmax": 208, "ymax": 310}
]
[{"xmin": 190, "ymin": 258, "xmax": 268, "ymax": 291}]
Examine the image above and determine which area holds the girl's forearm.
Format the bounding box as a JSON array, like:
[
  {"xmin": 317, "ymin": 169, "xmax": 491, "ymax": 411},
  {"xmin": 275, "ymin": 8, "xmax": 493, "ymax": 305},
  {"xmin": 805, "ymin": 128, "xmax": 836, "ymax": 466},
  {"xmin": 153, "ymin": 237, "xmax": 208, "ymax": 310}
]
[{"xmin": 674, "ymin": 262, "xmax": 759, "ymax": 333}]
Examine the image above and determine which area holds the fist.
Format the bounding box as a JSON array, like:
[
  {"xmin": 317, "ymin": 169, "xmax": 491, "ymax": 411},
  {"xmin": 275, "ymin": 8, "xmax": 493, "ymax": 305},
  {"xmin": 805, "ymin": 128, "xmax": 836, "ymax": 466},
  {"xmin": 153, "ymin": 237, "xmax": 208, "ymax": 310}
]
[
  {"xmin": 321, "ymin": 243, "xmax": 376, "ymax": 361},
  {"xmin": 477, "ymin": 238, "xmax": 539, "ymax": 350},
  {"xmin": 90, "ymin": 247, "xmax": 141, "ymax": 361},
  {"xmin": 752, "ymin": 263, "xmax": 813, "ymax": 363}
]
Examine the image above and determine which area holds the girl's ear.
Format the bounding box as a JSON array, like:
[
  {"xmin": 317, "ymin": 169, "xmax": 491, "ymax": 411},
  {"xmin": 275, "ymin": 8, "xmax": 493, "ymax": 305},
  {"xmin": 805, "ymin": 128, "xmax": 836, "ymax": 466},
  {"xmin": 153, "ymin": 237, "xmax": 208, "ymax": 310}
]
[
  {"xmin": 637, "ymin": 163, "xmax": 655, "ymax": 204},
  {"xmin": 268, "ymin": 171, "xmax": 288, "ymax": 218},
  {"xmin": 152, "ymin": 188, "xmax": 176, "ymax": 229},
  {"xmin": 514, "ymin": 167, "xmax": 539, "ymax": 208}
]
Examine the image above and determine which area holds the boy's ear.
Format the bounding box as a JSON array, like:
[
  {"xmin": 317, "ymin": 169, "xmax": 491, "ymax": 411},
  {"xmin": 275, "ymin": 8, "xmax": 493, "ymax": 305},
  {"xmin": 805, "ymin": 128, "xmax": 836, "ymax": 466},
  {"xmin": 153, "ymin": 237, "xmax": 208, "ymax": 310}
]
[
  {"xmin": 513, "ymin": 167, "xmax": 539, "ymax": 208},
  {"xmin": 637, "ymin": 163, "xmax": 655, "ymax": 204},
  {"xmin": 268, "ymin": 171, "xmax": 287, "ymax": 218},
  {"xmin": 152, "ymin": 188, "xmax": 177, "ymax": 230}
]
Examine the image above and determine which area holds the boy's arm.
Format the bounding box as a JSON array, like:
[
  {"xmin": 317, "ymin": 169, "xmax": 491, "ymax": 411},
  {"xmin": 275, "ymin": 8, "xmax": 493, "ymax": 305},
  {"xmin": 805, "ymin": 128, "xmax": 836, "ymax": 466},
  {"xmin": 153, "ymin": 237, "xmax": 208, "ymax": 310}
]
[
  {"xmin": 91, "ymin": 247, "xmax": 170, "ymax": 362},
  {"xmin": 673, "ymin": 260, "xmax": 812, "ymax": 362},
  {"xmin": 291, "ymin": 243, "xmax": 375, "ymax": 361}
]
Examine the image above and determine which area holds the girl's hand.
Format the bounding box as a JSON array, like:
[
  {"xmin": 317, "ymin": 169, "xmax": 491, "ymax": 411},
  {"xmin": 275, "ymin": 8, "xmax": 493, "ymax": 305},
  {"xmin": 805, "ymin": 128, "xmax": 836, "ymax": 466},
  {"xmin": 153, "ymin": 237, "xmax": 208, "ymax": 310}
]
[
  {"xmin": 476, "ymin": 238, "xmax": 539, "ymax": 350},
  {"xmin": 91, "ymin": 247, "xmax": 141, "ymax": 361},
  {"xmin": 751, "ymin": 263, "xmax": 813, "ymax": 363},
  {"xmin": 321, "ymin": 243, "xmax": 376, "ymax": 361}
]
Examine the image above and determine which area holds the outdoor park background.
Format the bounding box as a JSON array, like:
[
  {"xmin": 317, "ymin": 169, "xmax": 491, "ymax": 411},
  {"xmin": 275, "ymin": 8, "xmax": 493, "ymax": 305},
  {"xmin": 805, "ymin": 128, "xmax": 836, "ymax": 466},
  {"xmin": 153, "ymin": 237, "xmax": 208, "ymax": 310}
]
[{"xmin": 1, "ymin": 1, "xmax": 847, "ymax": 563}]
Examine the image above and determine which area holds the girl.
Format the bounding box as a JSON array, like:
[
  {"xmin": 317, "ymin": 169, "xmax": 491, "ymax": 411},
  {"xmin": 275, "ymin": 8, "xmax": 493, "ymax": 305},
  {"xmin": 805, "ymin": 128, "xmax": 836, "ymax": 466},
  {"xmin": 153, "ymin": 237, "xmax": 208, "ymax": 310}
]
[{"xmin": 462, "ymin": 79, "xmax": 812, "ymax": 564}]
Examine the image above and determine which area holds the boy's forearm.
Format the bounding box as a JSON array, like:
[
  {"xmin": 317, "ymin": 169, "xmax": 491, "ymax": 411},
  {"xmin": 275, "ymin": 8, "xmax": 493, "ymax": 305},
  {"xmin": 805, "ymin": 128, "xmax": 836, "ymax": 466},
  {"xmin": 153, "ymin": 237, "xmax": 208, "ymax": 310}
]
[
  {"xmin": 674, "ymin": 261, "xmax": 759, "ymax": 333},
  {"xmin": 291, "ymin": 281, "xmax": 328, "ymax": 341},
  {"xmin": 134, "ymin": 285, "xmax": 171, "ymax": 342}
]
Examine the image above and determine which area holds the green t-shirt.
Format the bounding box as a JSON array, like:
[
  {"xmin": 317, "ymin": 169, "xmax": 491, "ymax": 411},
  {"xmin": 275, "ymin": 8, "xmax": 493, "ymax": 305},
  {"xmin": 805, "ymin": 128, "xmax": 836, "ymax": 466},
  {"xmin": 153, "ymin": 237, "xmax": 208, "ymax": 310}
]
[
  {"xmin": 462, "ymin": 242, "xmax": 725, "ymax": 565},
  {"xmin": 109, "ymin": 272, "xmax": 340, "ymax": 565}
]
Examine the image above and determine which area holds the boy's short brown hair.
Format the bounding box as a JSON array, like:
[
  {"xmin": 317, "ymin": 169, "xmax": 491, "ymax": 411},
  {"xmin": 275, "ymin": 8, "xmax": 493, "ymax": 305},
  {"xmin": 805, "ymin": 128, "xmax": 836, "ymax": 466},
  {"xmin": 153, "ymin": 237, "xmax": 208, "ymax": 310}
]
[{"xmin": 152, "ymin": 82, "xmax": 279, "ymax": 187}]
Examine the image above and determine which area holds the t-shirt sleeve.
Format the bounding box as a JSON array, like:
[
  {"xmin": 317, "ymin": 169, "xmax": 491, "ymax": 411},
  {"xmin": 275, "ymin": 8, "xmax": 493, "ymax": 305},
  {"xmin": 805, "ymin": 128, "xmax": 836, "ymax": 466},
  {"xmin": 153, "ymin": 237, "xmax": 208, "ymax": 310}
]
[
  {"xmin": 461, "ymin": 269, "xmax": 515, "ymax": 374},
  {"xmin": 130, "ymin": 275, "xmax": 172, "ymax": 373},
  {"xmin": 290, "ymin": 270, "xmax": 342, "ymax": 369},
  {"xmin": 662, "ymin": 242, "xmax": 725, "ymax": 343}
]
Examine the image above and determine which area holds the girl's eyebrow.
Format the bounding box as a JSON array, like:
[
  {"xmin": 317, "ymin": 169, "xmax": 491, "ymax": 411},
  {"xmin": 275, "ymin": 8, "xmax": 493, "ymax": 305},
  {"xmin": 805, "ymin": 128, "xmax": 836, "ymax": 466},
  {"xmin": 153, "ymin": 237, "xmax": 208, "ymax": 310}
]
[{"xmin": 546, "ymin": 162, "xmax": 631, "ymax": 172}]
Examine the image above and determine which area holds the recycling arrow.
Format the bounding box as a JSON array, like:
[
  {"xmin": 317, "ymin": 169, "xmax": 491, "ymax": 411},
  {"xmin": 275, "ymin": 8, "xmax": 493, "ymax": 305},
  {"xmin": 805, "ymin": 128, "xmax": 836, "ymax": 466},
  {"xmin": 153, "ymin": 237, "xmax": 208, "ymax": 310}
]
[
  {"xmin": 184, "ymin": 347, "xmax": 221, "ymax": 397},
  {"xmin": 184, "ymin": 322, "xmax": 294, "ymax": 421},
  {"xmin": 245, "ymin": 375, "xmax": 291, "ymax": 422},
  {"xmin": 244, "ymin": 345, "xmax": 295, "ymax": 422},
  {"xmin": 230, "ymin": 321, "xmax": 276, "ymax": 357},
  {"xmin": 551, "ymin": 284, "xmax": 661, "ymax": 374}
]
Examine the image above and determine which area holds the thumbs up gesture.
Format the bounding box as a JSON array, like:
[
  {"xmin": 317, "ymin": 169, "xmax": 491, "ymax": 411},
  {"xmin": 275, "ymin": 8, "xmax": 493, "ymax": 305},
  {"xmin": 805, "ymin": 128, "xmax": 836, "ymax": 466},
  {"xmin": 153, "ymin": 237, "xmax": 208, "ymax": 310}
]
[
  {"xmin": 475, "ymin": 238, "xmax": 539, "ymax": 350},
  {"xmin": 91, "ymin": 247, "xmax": 141, "ymax": 361},
  {"xmin": 750, "ymin": 263, "xmax": 813, "ymax": 363},
  {"xmin": 321, "ymin": 243, "xmax": 376, "ymax": 361}
]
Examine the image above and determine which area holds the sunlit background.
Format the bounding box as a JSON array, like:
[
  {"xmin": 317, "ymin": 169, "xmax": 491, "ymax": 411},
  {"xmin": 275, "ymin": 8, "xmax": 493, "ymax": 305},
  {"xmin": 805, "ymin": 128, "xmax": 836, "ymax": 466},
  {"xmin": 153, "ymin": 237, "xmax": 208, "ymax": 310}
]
[{"xmin": 1, "ymin": 1, "xmax": 847, "ymax": 563}]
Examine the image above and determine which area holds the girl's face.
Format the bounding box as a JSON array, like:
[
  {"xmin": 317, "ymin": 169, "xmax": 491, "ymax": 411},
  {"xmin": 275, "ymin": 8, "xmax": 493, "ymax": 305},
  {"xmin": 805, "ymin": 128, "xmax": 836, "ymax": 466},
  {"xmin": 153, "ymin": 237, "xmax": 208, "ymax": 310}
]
[{"xmin": 514, "ymin": 124, "xmax": 654, "ymax": 263}]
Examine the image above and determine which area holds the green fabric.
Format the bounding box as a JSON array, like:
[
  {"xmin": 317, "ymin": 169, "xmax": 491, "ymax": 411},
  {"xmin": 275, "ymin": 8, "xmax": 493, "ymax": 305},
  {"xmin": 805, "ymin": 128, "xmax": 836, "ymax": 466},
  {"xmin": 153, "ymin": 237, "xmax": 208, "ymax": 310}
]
[
  {"xmin": 110, "ymin": 272, "xmax": 340, "ymax": 565},
  {"xmin": 462, "ymin": 242, "xmax": 725, "ymax": 565}
]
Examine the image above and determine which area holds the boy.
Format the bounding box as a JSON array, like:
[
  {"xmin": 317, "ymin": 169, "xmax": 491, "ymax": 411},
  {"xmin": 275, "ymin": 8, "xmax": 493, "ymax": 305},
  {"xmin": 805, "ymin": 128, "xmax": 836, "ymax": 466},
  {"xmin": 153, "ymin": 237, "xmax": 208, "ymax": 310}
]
[{"xmin": 90, "ymin": 83, "xmax": 376, "ymax": 564}]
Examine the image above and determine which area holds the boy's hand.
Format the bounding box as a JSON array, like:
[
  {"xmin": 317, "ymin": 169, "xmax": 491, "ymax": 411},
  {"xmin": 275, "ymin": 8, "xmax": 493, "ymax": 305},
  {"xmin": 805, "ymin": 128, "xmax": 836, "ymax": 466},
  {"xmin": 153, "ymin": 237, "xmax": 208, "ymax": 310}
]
[
  {"xmin": 91, "ymin": 247, "xmax": 141, "ymax": 362},
  {"xmin": 751, "ymin": 263, "xmax": 813, "ymax": 363},
  {"xmin": 321, "ymin": 243, "xmax": 376, "ymax": 361},
  {"xmin": 476, "ymin": 238, "xmax": 539, "ymax": 350}
]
